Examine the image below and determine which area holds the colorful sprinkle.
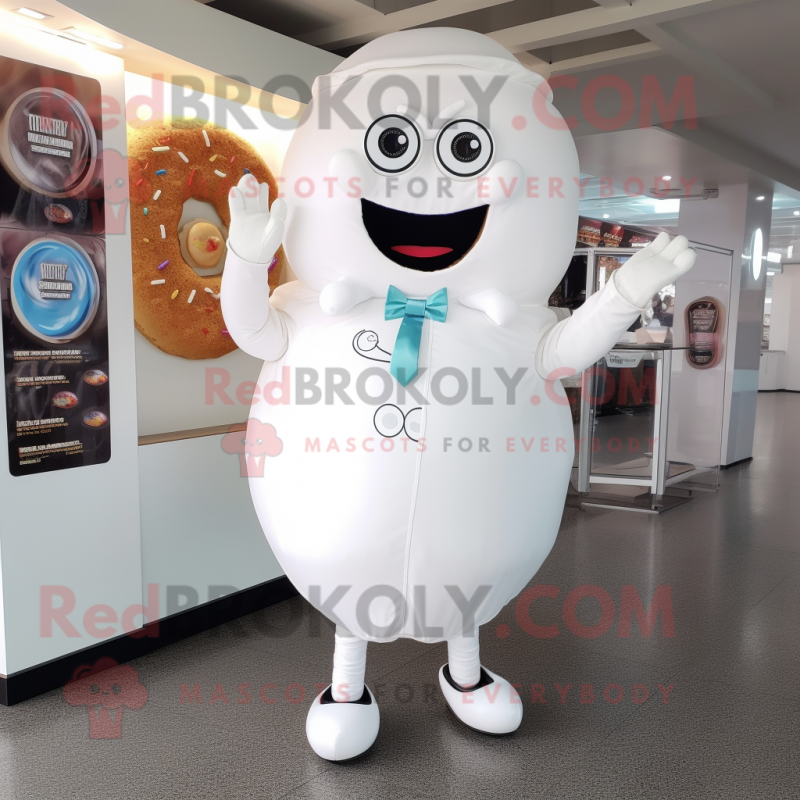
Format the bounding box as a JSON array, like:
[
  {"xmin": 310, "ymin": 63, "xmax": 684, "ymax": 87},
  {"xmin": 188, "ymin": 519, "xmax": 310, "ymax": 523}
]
[
  {"xmin": 178, "ymin": 151, "xmax": 189, "ymax": 163},
  {"xmin": 188, "ymin": 169, "xmax": 196, "ymax": 186},
  {"xmin": 204, "ymin": 308, "xmax": 214, "ymax": 314},
  {"xmin": 151, "ymin": 279, "xmax": 165, "ymax": 285},
  {"xmin": 230, "ymin": 156, "xmax": 236, "ymax": 163},
  {"xmin": 188, "ymin": 289, "xmax": 196, "ymax": 304},
  {"xmin": 135, "ymin": 178, "xmax": 143, "ymax": 186},
  {"xmin": 143, "ymin": 238, "xmax": 149, "ymax": 243},
  {"xmin": 221, "ymin": 330, "xmax": 230, "ymax": 336},
  {"xmin": 202, "ymin": 129, "xmax": 210, "ymax": 147},
  {"xmin": 144, "ymin": 162, "xmax": 149, "ymax": 171},
  {"xmin": 268, "ymin": 255, "xmax": 278, "ymax": 272},
  {"xmin": 153, "ymin": 189, "xmax": 162, "ymax": 201},
  {"xmin": 171, "ymin": 289, "xmax": 179, "ymax": 300},
  {"xmin": 152, "ymin": 146, "xmax": 170, "ymax": 152},
  {"xmin": 159, "ymin": 136, "xmax": 171, "ymax": 144},
  {"xmin": 214, "ymin": 170, "xmax": 227, "ymax": 178},
  {"xmin": 210, "ymin": 154, "xmax": 219, "ymax": 162},
  {"xmin": 144, "ymin": 208, "xmax": 148, "ymax": 216},
  {"xmin": 204, "ymin": 287, "xmax": 220, "ymax": 299},
  {"xmin": 157, "ymin": 260, "xmax": 169, "ymax": 271},
  {"xmin": 160, "ymin": 224, "xmax": 166, "ymax": 239},
  {"xmin": 155, "ymin": 169, "xmax": 167, "ymax": 176},
  {"xmin": 201, "ymin": 327, "xmax": 209, "ymax": 335},
  {"xmin": 243, "ymin": 168, "xmax": 251, "ymax": 174}
]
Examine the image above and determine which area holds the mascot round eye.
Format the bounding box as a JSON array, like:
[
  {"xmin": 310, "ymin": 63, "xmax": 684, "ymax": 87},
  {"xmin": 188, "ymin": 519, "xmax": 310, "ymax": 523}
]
[
  {"xmin": 435, "ymin": 119, "xmax": 493, "ymax": 178},
  {"xmin": 364, "ymin": 115, "xmax": 421, "ymax": 174}
]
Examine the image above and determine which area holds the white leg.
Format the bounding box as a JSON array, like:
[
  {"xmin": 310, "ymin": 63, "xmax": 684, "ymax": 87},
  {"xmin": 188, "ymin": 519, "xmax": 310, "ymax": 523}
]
[
  {"xmin": 306, "ymin": 626, "xmax": 379, "ymax": 761},
  {"xmin": 447, "ymin": 632, "xmax": 481, "ymax": 687},
  {"xmin": 439, "ymin": 626, "xmax": 523, "ymax": 735},
  {"xmin": 332, "ymin": 626, "xmax": 367, "ymax": 702}
]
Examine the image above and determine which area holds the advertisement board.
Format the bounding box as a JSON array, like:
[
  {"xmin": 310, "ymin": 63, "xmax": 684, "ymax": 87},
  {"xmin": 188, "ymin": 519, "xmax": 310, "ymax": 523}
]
[
  {"xmin": 0, "ymin": 57, "xmax": 111, "ymax": 475},
  {"xmin": 125, "ymin": 73, "xmax": 297, "ymax": 436}
]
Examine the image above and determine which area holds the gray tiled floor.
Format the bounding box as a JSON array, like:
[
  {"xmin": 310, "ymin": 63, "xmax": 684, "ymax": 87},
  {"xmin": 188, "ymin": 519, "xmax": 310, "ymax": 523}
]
[{"xmin": 2, "ymin": 392, "xmax": 799, "ymax": 799}]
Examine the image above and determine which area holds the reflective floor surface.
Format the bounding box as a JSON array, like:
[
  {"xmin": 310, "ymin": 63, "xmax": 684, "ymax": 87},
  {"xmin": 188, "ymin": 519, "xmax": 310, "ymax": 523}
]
[{"xmin": 1, "ymin": 392, "xmax": 798, "ymax": 799}]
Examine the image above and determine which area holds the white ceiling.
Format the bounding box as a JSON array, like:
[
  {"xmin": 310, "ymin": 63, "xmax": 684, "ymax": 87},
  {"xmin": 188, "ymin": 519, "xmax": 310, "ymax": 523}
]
[
  {"xmin": 198, "ymin": 0, "xmax": 800, "ymax": 251},
  {"xmin": 202, "ymin": 0, "xmax": 800, "ymax": 249},
  {"xmin": 574, "ymin": 125, "xmax": 800, "ymax": 251},
  {"xmin": 8, "ymin": 0, "xmax": 800, "ymax": 251}
]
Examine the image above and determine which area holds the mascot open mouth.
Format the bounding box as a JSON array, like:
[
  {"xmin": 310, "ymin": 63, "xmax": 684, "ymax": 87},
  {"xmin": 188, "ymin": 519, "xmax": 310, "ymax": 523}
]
[{"xmin": 361, "ymin": 199, "xmax": 488, "ymax": 272}]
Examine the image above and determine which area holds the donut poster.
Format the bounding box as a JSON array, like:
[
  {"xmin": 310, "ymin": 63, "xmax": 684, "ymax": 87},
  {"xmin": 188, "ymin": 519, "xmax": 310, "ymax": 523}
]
[
  {"xmin": 127, "ymin": 119, "xmax": 284, "ymax": 360},
  {"xmin": 0, "ymin": 56, "xmax": 111, "ymax": 476},
  {"xmin": 125, "ymin": 72, "xmax": 296, "ymax": 435}
]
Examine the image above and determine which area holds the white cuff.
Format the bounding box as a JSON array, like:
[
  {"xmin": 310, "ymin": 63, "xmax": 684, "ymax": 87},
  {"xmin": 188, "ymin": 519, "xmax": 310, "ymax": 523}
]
[{"xmin": 609, "ymin": 270, "xmax": 650, "ymax": 315}]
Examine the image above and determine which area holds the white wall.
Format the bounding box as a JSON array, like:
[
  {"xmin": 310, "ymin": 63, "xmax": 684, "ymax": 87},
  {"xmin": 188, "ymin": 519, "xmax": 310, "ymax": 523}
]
[
  {"xmin": 124, "ymin": 70, "xmax": 296, "ymax": 610},
  {"xmin": 135, "ymin": 337, "xmax": 257, "ymax": 435},
  {"xmin": 0, "ymin": 27, "xmax": 142, "ymax": 675},
  {"xmin": 0, "ymin": 2, "xmax": 338, "ymax": 677},
  {"xmin": 677, "ymin": 184, "xmax": 771, "ymax": 465},
  {"xmin": 770, "ymin": 271, "xmax": 792, "ymax": 353},
  {"xmin": 770, "ymin": 265, "xmax": 800, "ymax": 390},
  {"xmin": 667, "ymin": 246, "xmax": 734, "ymax": 470},
  {"xmin": 137, "ymin": 434, "xmax": 284, "ymax": 618}
]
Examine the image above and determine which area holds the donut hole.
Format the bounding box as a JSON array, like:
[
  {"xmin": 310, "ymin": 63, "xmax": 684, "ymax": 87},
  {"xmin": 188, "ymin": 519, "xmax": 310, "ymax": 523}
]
[{"xmin": 178, "ymin": 198, "xmax": 229, "ymax": 277}]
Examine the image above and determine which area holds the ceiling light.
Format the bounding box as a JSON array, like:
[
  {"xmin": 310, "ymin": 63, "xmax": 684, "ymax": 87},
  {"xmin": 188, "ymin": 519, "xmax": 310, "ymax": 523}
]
[
  {"xmin": 662, "ymin": 175, "xmax": 672, "ymax": 181},
  {"xmin": 756, "ymin": 195, "xmax": 765, "ymax": 201},
  {"xmin": 14, "ymin": 7, "xmax": 51, "ymax": 19},
  {"xmin": 42, "ymin": 28, "xmax": 87, "ymax": 45},
  {"xmin": 651, "ymin": 198, "xmax": 681, "ymax": 214},
  {"xmin": 752, "ymin": 228, "xmax": 764, "ymax": 280},
  {"xmin": 602, "ymin": 214, "xmax": 610, "ymax": 219},
  {"xmin": 61, "ymin": 26, "xmax": 124, "ymax": 49},
  {"xmin": 12, "ymin": 20, "xmax": 88, "ymax": 45},
  {"xmin": 794, "ymin": 211, "xmax": 800, "ymax": 216}
]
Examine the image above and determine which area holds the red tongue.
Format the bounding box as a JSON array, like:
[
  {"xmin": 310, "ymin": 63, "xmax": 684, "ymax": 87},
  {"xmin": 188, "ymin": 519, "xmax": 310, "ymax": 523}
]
[{"xmin": 391, "ymin": 245, "xmax": 453, "ymax": 258}]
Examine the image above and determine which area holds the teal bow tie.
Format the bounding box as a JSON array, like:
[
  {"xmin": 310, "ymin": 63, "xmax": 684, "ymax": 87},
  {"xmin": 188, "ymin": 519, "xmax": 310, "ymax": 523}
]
[{"xmin": 385, "ymin": 285, "xmax": 448, "ymax": 386}]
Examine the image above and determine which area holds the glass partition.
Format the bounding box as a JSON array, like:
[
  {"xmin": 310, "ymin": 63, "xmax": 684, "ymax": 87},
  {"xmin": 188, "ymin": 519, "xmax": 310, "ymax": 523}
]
[{"xmin": 561, "ymin": 244, "xmax": 734, "ymax": 512}]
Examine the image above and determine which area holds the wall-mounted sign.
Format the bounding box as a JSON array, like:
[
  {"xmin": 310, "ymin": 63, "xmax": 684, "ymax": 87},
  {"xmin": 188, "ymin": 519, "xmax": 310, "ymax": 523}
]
[
  {"xmin": 685, "ymin": 297, "xmax": 724, "ymax": 370},
  {"xmin": 576, "ymin": 217, "xmax": 659, "ymax": 250},
  {"xmin": 0, "ymin": 56, "xmax": 110, "ymax": 476}
]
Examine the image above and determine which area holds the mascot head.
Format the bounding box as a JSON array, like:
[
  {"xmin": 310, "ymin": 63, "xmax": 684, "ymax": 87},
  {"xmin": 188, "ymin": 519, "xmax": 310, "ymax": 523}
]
[{"xmin": 282, "ymin": 27, "xmax": 579, "ymax": 305}]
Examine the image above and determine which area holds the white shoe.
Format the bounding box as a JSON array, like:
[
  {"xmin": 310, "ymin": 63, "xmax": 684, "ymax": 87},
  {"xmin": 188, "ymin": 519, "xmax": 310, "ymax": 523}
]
[
  {"xmin": 306, "ymin": 684, "xmax": 380, "ymax": 761},
  {"xmin": 439, "ymin": 664, "xmax": 523, "ymax": 735}
]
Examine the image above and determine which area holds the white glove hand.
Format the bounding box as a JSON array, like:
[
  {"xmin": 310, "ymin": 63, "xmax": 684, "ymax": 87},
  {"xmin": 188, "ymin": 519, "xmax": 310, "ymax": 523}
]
[
  {"xmin": 319, "ymin": 280, "xmax": 372, "ymax": 316},
  {"xmin": 228, "ymin": 174, "xmax": 286, "ymax": 265},
  {"xmin": 614, "ymin": 232, "xmax": 697, "ymax": 308},
  {"xmin": 458, "ymin": 288, "xmax": 519, "ymax": 326}
]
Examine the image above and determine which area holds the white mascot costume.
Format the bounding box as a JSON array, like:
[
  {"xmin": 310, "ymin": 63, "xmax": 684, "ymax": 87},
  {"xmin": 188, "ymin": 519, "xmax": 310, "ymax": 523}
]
[{"xmin": 222, "ymin": 28, "xmax": 696, "ymax": 760}]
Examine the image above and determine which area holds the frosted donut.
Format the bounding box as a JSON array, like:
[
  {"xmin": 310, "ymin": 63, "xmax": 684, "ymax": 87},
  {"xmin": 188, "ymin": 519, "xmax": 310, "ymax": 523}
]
[{"xmin": 127, "ymin": 119, "xmax": 284, "ymax": 359}]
